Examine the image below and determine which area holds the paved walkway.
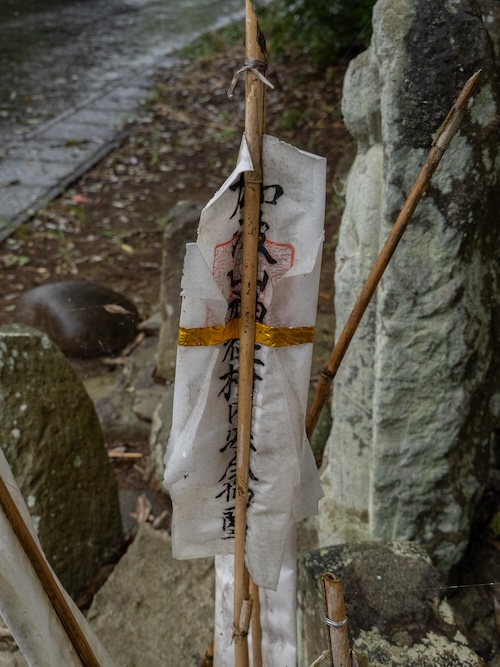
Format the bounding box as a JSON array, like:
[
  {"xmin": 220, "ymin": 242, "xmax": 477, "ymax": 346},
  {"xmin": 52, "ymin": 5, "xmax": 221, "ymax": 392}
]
[{"xmin": 0, "ymin": 56, "xmax": 177, "ymax": 243}]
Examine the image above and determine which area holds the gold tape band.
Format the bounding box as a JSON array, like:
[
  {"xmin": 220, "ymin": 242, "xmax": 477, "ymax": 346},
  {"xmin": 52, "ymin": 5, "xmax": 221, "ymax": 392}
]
[
  {"xmin": 255, "ymin": 322, "xmax": 315, "ymax": 347},
  {"xmin": 178, "ymin": 320, "xmax": 239, "ymax": 347},
  {"xmin": 178, "ymin": 319, "xmax": 315, "ymax": 348}
]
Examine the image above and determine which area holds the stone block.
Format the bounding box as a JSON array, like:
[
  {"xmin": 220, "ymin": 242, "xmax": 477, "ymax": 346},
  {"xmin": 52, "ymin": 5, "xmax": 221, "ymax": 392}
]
[
  {"xmin": 156, "ymin": 200, "xmax": 203, "ymax": 380},
  {"xmin": 298, "ymin": 542, "xmax": 484, "ymax": 666},
  {"xmin": 90, "ymin": 335, "xmax": 160, "ymax": 443},
  {"xmin": 148, "ymin": 383, "xmax": 175, "ymax": 489},
  {"xmin": 0, "ymin": 324, "xmax": 123, "ymax": 597},
  {"xmin": 320, "ymin": 0, "xmax": 500, "ymax": 574},
  {"xmin": 87, "ymin": 524, "xmax": 214, "ymax": 667}
]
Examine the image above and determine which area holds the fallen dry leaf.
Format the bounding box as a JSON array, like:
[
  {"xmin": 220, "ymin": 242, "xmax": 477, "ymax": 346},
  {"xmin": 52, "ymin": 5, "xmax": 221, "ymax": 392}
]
[
  {"xmin": 152, "ymin": 510, "xmax": 170, "ymax": 530},
  {"xmin": 71, "ymin": 194, "xmax": 90, "ymax": 204},
  {"xmin": 102, "ymin": 303, "xmax": 135, "ymax": 315}
]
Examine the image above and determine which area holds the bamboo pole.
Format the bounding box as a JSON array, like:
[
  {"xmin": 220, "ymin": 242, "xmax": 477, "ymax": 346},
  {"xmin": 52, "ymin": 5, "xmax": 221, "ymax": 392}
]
[
  {"xmin": 0, "ymin": 474, "xmax": 102, "ymax": 667},
  {"xmin": 250, "ymin": 578, "xmax": 263, "ymax": 667},
  {"xmin": 321, "ymin": 573, "xmax": 351, "ymax": 667},
  {"xmin": 305, "ymin": 69, "xmax": 481, "ymax": 440},
  {"xmin": 233, "ymin": 2, "xmax": 267, "ymax": 665}
]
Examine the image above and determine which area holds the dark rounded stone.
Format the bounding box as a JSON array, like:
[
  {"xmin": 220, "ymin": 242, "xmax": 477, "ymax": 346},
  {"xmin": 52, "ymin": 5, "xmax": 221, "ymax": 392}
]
[{"xmin": 15, "ymin": 280, "xmax": 139, "ymax": 357}]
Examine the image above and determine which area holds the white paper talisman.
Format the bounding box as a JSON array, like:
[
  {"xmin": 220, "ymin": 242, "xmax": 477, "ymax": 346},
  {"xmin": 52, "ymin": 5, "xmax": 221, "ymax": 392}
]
[
  {"xmin": 164, "ymin": 134, "xmax": 325, "ymax": 591},
  {"xmin": 214, "ymin": 525, "xmax": 298, "ymax": 667},
  {"xmin": 0, "ymin": 448, "xmax": 117, "ymax": 667}
]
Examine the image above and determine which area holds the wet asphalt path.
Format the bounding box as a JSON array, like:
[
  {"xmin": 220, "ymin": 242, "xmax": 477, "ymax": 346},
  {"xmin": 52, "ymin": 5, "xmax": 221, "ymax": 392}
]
[{"xmin": 0, "ymin": 0, "xmax": 245, "ymax": 240}]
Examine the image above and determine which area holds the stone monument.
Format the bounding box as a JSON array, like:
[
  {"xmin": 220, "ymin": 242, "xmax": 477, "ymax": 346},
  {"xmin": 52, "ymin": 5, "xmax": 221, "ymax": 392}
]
[
  {"xmin": 155, "ymin": 200, "xmax": 203, "ymax": 380},
  {"xmin": 0, "ymin": 324, "xmax": 123, "ymax": 597},
  {"xmin": 319, "ymin": 0, "xmax": 500, "ymax": 574}
]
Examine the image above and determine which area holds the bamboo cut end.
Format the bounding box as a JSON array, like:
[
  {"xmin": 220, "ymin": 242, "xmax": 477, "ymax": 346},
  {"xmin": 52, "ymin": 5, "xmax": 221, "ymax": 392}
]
[
  {"xmin": 245, "ymin": 0, "xmax": 266, "ymax": 60},
  {"xmin": 456, "ymin": 69, "xmax": 482, "ymax": 109},
  {"xmin": 433, "ymin": 69, "xmax": 482, "ymax": 151}
]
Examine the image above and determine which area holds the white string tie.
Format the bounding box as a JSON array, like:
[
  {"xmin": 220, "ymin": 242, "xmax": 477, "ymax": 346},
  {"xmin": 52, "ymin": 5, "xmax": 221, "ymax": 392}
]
[{"xmin": 227, "ymin": 58, "xmax": 275, "ymax": 98}]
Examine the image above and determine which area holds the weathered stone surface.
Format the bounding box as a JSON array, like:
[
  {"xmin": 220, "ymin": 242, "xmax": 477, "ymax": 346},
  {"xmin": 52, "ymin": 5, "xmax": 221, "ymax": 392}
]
[
  {"xmin": 148, "ymin": 383, "xmax": 174, "ymax": 488},
  {"xmin": 91, "ymin": 335, "xmax": 163, "ymax": 442},
  {"xmin": 87, "ymin": 523, "xmax": 214, "ymax": 667},
  {"xmin": 308, "ymin": 649, "xmax": 370, "ymax": 667},
  {"xmin": 354, "ymin": 628, "xmax": 484, "ymax": 667},
  {"xmin": 0, "ymin": 632, "xmax": 27, "ymax": 667},
  {"xmin": 298, "ymin": 542, "xmax": 484, "ymax": 666},
  {"xmin": 319, "ymin": 0, "xmax": 500, "ymax": 573},
  {"xmin": 478, "ymin": 0, "xmax": 500, "ymax": 59},
  {"xmin": 15, "ymin": 280, "xmax": 139, "ymax": 358},
  {"xmin": 156, "ymin": 200, "xmax": 203, "ymax": 380},
  {"xmin": 447, "ymin": 513, "xmax": 500, "ymax": 664},
  {"xmin": 0, "ymin": 324, "xmax": 123, "ymax": 597}
]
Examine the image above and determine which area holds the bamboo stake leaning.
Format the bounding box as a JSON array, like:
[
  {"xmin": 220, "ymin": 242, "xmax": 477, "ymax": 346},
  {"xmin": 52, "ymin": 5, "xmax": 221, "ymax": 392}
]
[
  {"xmin": 305, "ymin": 69, "xmax": 481, "ymax": 440},
  {"xmin": 321, "ymin": 573, "xmax": 351, "ymax": 667},
  {"xmin": 0, "ymin": 474, "xmax": 102, "ymax": 667},
  {"xmin": 233, "ymin": 1, "xmax": 267, "ymax": 664}
]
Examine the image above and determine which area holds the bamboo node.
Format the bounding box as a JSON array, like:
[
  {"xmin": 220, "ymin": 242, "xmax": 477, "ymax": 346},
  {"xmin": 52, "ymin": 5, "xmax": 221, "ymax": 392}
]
[
  {"xmin": 321, "ymin": 368, "xmax": 336, "ymax": 381},
  {"xmin": 227, "ymin": 58, "xmax": 275, "ymax": 98}
]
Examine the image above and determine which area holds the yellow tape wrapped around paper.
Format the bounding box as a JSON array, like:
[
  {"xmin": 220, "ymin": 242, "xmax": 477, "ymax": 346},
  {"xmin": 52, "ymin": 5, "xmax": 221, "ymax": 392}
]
[{"xmin": 178, "ymin": 319, "xmax": 315, "ymax": 348}]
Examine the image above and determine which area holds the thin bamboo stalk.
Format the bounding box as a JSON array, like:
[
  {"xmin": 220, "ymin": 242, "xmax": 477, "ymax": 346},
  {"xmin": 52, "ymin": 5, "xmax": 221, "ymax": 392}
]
[
  {"xmin": 233, "ymin": 2, "xmax": 266, "ymax": 665},
  {"xmin": 305, "ymin": 70, "xmax": 481, "ymax": 441},
  {"xmin": 250, "ymin": 578, "xmax": 263, "ymax": 667},
  {"xmin": 321, "ymin": 573, "xmax": 351, "ymax": 667},
  {"xmin": 0, "ymin": 474, "xmax": 102, "ymax": 667}
]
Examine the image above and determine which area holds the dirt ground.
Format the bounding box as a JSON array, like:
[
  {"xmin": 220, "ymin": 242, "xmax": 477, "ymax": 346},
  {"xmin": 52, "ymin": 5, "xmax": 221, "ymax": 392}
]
[
  {"xmin": 0, "ymin": 45, "xmax": 351, "ymax": 329},
  {"xmin": 1, "ymin": 31, "xmax": 499, "ymax": 664}
]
